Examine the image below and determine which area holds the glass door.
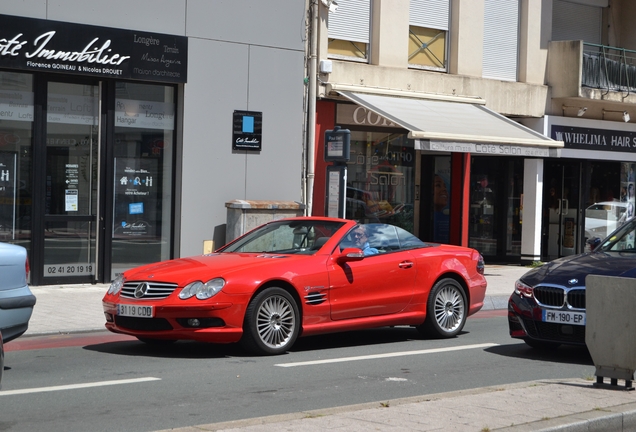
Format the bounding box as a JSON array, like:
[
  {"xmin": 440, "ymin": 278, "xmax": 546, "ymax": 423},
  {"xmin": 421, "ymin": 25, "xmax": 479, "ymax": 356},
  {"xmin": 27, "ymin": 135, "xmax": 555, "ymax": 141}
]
[
  {"xmin": 110, "ymin": 82, "xmax": 175, "ymax": 280},
  {"xmin": 41, "ymin": 81, "xmax": 99, "ymax": 282},
  {"xmin": 543, "ymin": 161, "xmax": 581, "ymax": 259}
]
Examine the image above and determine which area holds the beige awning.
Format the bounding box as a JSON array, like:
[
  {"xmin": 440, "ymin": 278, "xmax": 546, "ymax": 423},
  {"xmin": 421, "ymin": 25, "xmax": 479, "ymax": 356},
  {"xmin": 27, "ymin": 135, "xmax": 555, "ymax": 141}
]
[{"xmin": 335, "ymin": 89, "xmax": 563, "ymax": 152}]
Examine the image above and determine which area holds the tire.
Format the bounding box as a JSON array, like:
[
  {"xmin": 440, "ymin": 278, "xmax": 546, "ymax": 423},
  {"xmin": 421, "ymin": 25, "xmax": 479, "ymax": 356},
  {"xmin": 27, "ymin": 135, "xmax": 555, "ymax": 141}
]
[
  {"xmin": 524, "ymin": 338, "xmax": 561, "ymax": 350},
  {"xmin": 136, "ymin": 337, "xmax": 177, "ymax": 345},
  {"xmin": 418, "ymin": 278, "xmax": 467, "ymax": 338},
  {"xmin": 241, "ymin": 287, "xmax": 300, "ymax": 355}
]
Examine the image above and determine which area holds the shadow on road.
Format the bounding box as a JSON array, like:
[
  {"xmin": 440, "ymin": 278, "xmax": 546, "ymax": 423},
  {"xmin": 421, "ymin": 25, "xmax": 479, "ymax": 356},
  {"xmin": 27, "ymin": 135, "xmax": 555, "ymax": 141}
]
[
  {"xmin": 82, "ymin": 326, "xmax": 468, "ymax": 359},
  {"xmin": 485, "ymin": 342, "xmax": 593, "ymax": 366}
]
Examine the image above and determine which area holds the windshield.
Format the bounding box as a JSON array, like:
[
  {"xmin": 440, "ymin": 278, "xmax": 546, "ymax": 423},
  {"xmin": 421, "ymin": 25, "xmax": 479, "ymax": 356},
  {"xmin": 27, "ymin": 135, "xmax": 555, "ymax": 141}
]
[
  {"xmin": 219, "ymin": 220, "xmax": 345, "ymax": 254},
  {"xmin": 598, "ymin": 218, "xmax": 636, "ymax": 253}
]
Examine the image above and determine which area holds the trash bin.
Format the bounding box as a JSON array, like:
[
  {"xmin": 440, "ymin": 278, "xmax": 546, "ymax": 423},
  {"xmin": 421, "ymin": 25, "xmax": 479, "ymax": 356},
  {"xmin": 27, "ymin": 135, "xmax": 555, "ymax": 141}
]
[{"xmin": 225, "ymin": 200, "xmax": 305, "ymax": 244}]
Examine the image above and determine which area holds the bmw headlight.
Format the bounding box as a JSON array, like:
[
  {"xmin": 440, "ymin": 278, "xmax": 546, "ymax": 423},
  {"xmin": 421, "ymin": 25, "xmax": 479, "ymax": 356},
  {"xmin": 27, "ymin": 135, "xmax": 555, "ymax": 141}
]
[
  {"xmin": 514, "ymin": 279, "xmax": 534, "ymax": 298},
  {"xmin": 179, "ymin": 278, "xmax": 225, "ymax": 300},
  {"xmin": 107, "ymin": 275, "xmax": 125, "ymax": 295}
]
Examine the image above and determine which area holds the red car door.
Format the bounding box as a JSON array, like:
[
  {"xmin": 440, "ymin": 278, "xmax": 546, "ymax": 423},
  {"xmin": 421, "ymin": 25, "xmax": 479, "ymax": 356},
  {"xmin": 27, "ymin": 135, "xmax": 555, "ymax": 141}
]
[{"xmin": 328, "ymin": 249, "xmax": 416, "ymax": 321}]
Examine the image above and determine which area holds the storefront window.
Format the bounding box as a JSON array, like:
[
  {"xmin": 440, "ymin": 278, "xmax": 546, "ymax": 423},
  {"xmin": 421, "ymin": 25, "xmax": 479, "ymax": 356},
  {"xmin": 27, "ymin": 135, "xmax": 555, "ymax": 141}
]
[
  {"xmin": 432, "ymin": 156, "xmax": 451, "ymax": 243},
  {"xmin": 43, "ymin": 81, "xmax": 99, "ymax": 278},
  {"xmin": 345, "ymin": 131, "xmax": 415, "ymax": 233},
  {"xmin": 0, "ymin": 72, "xmax": 33, "ymax": 254},
  {"xmin": 583, "ymin": 162, "xmax": 624, "ymax": 246},
  {"xmin": 470, "ymin": 157, "xmax": 523, "ymax": 258},
  {"xmin": 112, "ymin": 82, "xmax": 175, "ymax": 279}
]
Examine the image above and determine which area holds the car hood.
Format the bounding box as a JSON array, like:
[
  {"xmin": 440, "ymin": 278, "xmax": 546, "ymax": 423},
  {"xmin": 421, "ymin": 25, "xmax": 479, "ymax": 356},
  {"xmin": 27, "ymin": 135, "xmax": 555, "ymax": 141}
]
[
  {"xmin": 521, "ymin": 251, "xmax": 636, "ymax": 287},
  {"xmin": 123, "ymin": 252, "xmax": 313, "ymax": 285}
]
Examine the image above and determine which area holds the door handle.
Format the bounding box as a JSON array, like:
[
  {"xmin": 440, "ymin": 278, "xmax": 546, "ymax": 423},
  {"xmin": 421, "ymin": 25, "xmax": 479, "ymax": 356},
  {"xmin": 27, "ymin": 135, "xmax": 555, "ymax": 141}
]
[
  {"xmin": 398, "ymin": 261, "xmax": 413, "ymax": 269},
  {"xmin": 562, "ymin": 199, "xmax": 569, "ymax": 215}
]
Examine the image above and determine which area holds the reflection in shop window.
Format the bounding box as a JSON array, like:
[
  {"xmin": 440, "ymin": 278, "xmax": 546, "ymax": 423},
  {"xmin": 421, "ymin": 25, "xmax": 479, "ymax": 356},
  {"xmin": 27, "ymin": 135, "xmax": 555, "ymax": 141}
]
[
  {"xmin": 0, "ymin": 72, "xmax": 33, "ymax": 254},
  {"xmin": 112, "ymin": 82, "xmax": 175, "ymax": 280},
  {"xmin": 345, "ymin": 132, "xmax": 415, "ymax": 233}
]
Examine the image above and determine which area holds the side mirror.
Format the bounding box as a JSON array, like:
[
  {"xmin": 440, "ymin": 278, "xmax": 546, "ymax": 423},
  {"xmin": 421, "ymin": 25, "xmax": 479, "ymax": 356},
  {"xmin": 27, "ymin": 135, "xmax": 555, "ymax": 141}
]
[{"xmin": 336, "ymin": 248, "xmax": 365, "ymax": 264}]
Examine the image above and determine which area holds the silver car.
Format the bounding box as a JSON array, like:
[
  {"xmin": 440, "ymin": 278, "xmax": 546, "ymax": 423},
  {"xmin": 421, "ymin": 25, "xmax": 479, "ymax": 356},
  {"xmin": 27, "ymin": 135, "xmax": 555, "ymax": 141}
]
[
  {"xmin": 0, "ymin": 242, "xmax": 36, "ymax": 343},
  {"xmin": 0, "ymin": 331, "xmax": 3, "ymax": 389}
]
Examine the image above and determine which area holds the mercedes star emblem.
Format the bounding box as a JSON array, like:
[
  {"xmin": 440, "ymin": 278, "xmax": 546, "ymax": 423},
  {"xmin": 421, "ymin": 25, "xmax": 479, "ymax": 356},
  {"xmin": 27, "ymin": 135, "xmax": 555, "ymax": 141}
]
[{"xmin": 134, "ymin": 282, "xmax": 149, "ymax": 298}]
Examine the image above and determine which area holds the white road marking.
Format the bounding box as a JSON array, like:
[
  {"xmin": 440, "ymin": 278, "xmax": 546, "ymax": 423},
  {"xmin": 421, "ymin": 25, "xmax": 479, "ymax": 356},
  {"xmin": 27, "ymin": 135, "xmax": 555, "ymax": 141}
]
[
  {"xmin": 275, "ymin": 343, "xmax": 499, "ymax": 367},
  {"xmin": 0, "ymin": 377, "xmax": 161, "ymax": 396}
]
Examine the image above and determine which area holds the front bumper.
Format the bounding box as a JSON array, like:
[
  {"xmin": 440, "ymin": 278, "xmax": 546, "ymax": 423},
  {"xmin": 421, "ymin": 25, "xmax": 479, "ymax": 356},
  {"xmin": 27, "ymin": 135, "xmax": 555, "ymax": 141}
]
[
  {"xmin": 102, "ymin": 298, "xmax": 247, "ymax": 343},
  {"xmin": 508, "ymin": 292, "xmax": 586, "ymax": 346}
]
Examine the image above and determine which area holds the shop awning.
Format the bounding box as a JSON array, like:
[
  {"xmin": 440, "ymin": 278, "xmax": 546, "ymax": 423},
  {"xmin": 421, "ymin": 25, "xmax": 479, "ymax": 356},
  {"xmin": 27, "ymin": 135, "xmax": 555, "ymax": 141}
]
[{"xmin": 334, "ymin": 88, "xmax": 563, "ymax": 155}]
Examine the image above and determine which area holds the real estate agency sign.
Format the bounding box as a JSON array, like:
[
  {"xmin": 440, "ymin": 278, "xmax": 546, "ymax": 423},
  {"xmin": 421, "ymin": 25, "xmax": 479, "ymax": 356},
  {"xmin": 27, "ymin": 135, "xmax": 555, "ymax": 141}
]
[{"xmin": 0, "ymin": 14, "xmax": 187, "ymax": 83}]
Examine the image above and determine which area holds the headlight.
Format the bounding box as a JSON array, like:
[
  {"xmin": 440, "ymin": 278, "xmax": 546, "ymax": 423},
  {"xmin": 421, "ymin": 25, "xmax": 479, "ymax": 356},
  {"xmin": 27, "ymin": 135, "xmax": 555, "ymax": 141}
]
[
  {"xmin": 514, "ymin": 279, "xmax": 534, "ymax": 298},
  {"xmin": 179, "ymin": 278, "xmax": 225, "ymax": 300},
  {"xmin": 107, "ymin": 275, "xmax": 125, "ymax": 295}
]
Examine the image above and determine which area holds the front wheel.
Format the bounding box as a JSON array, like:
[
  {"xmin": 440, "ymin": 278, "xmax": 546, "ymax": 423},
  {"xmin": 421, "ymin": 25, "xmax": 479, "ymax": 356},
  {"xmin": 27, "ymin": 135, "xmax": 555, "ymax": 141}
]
[
  {"xmin": 417, "ymin": 278, "xmax": 467, "ymax": 338},
  {"xmin": 241, "ymin": 287, "xmax": 300, "ymax": 355}
]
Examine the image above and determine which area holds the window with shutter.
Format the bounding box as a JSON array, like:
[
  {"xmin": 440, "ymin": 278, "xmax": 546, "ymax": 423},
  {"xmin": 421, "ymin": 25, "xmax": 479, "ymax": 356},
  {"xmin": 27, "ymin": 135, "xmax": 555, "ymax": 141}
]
[
  {"xmin": 482, "ymin": 0, "xmax": 519, "ymax": 81},
  {"xmin": 408, "ymin": 0, "xmax": 449, "ymax": 71},
  {"xmin": 328, "ymin": 0, "xmax": 371, "ymax": 62}
]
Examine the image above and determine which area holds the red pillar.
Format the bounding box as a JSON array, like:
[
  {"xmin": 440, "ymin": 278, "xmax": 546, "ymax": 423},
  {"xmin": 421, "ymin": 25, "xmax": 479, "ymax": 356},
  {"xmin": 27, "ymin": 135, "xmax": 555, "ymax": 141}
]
[
  {"xmin": 450, "ymin": 153, "xmax": 471, "ymax": 246},
  {"xmin": 312, "ymin": 100, "xmax": 336, "ymax": 216}
]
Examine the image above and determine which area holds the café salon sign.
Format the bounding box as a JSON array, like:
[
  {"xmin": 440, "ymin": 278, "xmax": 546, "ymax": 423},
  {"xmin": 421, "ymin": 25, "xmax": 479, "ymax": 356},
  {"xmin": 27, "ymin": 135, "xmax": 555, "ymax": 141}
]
[{"xmin": 0, "ymin": 14, "xmax": 187, "ymax": 83}]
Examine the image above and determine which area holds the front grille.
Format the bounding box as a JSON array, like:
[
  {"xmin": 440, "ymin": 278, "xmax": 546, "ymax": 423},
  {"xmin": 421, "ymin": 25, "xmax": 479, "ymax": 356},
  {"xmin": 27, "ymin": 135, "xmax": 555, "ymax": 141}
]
[
  {"xmin": 121, "ymin": 281, "xmax": 178, "ymax": 300},
  {"xmin": 533, "ymin": 285, "xmax": 586, "ymax": 310},
  {"xmin": 115, "ymin": 316, "xmax": 173, "ymax": 331},
  {"xmin": 567, "ymin": 289, "xmax": 586, "ymax": 309},
  {"xmin": 534, "ymin": 286, "xmax": 564, "ymax": 307},
  {"xmin": 521, "ymin": 318, "xmax": 586, "ymax": 344}
]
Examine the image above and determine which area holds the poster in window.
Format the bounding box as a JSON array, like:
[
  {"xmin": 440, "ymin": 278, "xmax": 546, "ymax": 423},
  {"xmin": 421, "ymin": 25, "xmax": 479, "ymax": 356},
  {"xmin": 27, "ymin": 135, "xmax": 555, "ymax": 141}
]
[
  {"xmin": 114, "ymin": 158, "xmax": 159, "ymax": 238},
  {"xmin": 0, "ymin": 152, "xmax": 16, "ymax": 236}
]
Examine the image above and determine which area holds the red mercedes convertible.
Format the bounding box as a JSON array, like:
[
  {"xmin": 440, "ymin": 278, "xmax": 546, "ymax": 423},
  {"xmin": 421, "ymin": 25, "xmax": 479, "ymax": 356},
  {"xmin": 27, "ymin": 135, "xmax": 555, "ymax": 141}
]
[{"xmin": 103, "ymin": 217, "xmax": 487, "ymax": 355}]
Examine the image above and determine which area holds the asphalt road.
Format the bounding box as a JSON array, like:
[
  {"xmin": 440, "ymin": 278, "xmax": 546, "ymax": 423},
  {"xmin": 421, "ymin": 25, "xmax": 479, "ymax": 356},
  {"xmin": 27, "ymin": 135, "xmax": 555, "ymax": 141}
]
[{"xmin": 1, "ymin": 312, "xmax": 595, "ymax": 432}]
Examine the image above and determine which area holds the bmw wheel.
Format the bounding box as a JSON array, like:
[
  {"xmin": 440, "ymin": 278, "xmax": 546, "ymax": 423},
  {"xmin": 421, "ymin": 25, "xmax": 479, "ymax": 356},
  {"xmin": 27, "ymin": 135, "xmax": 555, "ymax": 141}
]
[
  {"xmin": 242, "ymin": 287, "xmax": 300, "ymax": 355},
  {"xmin": 418, "ymin": 278, "xmax": 467, "ymax": 338}
]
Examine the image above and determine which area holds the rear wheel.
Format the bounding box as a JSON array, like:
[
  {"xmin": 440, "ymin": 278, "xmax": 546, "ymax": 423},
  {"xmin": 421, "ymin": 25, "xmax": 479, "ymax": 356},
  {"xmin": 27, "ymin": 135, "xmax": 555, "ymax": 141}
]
[
  {"xmin": 418, "ymin": 278, "xmax": 467, "ymax": 338},
  {"xmin": 241, "ymin": 287, "xmax": 300, "ymax": 355}
]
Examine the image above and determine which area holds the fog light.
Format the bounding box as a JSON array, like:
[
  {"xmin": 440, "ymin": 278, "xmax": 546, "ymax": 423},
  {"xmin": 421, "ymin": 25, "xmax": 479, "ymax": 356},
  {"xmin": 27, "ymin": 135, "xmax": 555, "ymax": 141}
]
[{"xmin": 188, "ymin": 318, "xmax": 201, "ymax": 327}]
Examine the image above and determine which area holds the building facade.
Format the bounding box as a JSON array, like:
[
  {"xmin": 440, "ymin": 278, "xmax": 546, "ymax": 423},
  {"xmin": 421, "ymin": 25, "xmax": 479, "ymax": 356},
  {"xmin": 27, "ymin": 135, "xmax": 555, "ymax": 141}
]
[
  {"xmin": 0, "ymin": 1, "xmax": 307, "ymax": 285},
  {"xmin": 310, "ymin": 0, "xmax": 636, "ymax": 264}
]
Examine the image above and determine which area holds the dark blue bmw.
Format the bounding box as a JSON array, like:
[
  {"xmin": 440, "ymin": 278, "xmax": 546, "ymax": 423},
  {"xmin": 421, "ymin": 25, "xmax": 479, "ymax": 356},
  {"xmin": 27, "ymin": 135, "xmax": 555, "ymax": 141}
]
[{"xmin": 509, "ymin": 217, "xmax": 636, "ymax": 349}]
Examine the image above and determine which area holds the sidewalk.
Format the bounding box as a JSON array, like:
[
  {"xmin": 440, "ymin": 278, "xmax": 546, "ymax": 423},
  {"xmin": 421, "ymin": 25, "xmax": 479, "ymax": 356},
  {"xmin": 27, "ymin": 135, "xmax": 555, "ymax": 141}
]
[{"xmin": 21, "ymin": 265, "xmax": 636, "ymax": 431}]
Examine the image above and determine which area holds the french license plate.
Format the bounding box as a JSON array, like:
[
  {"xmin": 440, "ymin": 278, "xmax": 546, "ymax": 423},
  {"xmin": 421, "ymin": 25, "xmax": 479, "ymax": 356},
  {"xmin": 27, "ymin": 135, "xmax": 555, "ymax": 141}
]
[
  {"xmin": 117, "ymin": 304, "xmax": 154, "ymax": 318},
  {"xmin": 542, "ymin": 309, "xmax": 585, "ymax": 326}
]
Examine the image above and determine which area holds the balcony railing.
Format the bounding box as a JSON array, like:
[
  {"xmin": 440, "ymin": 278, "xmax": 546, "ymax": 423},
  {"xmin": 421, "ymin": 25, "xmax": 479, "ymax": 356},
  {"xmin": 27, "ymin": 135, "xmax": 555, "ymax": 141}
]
[{"xmin": 582, "ymin": 43, "xmax": 636, "ymax": 94}]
